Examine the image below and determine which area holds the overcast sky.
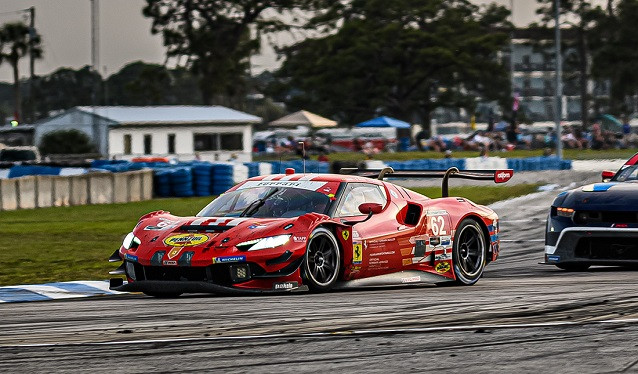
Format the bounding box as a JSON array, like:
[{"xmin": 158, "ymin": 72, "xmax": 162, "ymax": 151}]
[{"xmin": 0, "ymin": 0, "xmax": 540, "ymax": 83}]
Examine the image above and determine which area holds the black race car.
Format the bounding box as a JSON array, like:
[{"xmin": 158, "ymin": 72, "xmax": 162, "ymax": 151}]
[{"xmin": 543, "ymin": 153, "xmax": 638, "ymax": 270}]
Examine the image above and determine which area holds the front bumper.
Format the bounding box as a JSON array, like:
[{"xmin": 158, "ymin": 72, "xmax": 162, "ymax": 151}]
[
  {"xmin": 110, "ymin": 254, "xmax": 305, "ymax": 294},
  {"xmin": 544, "ymin": 227, "xmax": 638, "ymax": 266}
]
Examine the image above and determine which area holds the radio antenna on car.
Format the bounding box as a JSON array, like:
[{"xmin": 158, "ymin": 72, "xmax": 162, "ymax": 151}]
[{"xmin": 299, "ymin": 141, "xmax": 306, "ymax": 173}]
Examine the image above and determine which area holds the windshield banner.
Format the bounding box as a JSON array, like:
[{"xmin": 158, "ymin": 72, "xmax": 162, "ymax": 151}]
[{"xmin": 237, "ymin": 180, "xmax": 330, "ymax": 192}]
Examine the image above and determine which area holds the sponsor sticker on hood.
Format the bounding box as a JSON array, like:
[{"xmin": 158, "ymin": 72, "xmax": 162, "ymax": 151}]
[{"xmin": 164, "ymin": 233, "xmax": 210, "ymax": 247}]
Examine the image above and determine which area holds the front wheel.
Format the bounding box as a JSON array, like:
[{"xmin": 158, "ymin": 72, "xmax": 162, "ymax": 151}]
[
  {"xmin": 452, "ymin": 219, "xmax": 487, "ymax": 285},
  {"xmin": 303, "ymin": 227, "xmax": 341, "ymax": 292}
]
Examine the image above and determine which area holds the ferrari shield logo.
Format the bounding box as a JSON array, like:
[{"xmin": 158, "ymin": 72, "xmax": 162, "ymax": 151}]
[
  {"xmin": 353, "ymin": 243, "xmax": 362, "ymax": 264},
  {"xmin": 168, "ymin": 247, "xmax": 182, "ymax": 259},
  {"xmin": 342, "ymin": 230, "xmax": 350, "ymax": 241}
]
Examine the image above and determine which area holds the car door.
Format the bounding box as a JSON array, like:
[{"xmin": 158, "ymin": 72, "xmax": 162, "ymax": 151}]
[{"xmin": 335, "ymin": 182, "xmax": 410, "ymax": 278}]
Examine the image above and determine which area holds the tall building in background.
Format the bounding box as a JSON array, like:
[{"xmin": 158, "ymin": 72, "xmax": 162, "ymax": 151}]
[{"xmin": 509, "ymin": 28, "xmax": 610, "ymax": 124}]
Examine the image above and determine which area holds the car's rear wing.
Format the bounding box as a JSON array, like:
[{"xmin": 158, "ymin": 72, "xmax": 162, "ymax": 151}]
[{"xmin": 339, "ymin": 167, "xmax": 514, "ymax": 197}]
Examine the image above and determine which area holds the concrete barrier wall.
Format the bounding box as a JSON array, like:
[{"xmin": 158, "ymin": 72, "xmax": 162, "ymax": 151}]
[
  {"xmin": 1, "ymin": 178, "xmax": 18, "ymax": 211},
  {"xmin": 52, "ymin": 176, "xmax": 71, "ymax": 207},
  {"xmin": 0, "ymin": 169, "xmax": 154, "ymax": 211},
  {"xmin": 17, "ymin": 176, "xmax": 37, "ymax": 209},
  {"xmin": 70, "ymin": 175, "xmax": 89, "ymax": 206},
  {"xmin": 36, "ymin": 176, "xmax": 53, "ymax": 208},
  {"xmin": 88, "ymin": 173, "xmax": 113, "ymax": 205}
]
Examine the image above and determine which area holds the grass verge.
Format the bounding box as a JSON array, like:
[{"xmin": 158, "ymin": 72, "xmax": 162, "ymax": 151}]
[{"xmin": 0, "ymin": 184, "xmax": 539, "ymax": 286}]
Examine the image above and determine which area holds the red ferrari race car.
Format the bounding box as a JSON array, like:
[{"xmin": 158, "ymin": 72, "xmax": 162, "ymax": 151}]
[{"xmin": 109, "ymin": 167, "xmax": 513, "ymax": 297}]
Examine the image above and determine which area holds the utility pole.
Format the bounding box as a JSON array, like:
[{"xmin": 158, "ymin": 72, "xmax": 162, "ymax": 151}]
[
  {"xmin": 90, "ymin": 0, "xmax": 101, "ymax": 155},
  {"xmin": 27, "ymin": 6, "xmax": 35, "ymax": 123},
  {"xmin": 91, "ymin": 0, "xmax": 99, "ymax": 71},
  {"xmin": 29, "ymin": 7, "xmax": 35, "ymax": 80},
  {"xmin": 554, "ymin": 0, "xmax": 563, "ymax": 159},
  {"xmin": 509, "ymin": 0, "xmax": 514, "ymax": 95}
]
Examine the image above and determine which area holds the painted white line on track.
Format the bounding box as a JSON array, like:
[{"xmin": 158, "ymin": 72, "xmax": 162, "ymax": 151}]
[
  {"xmin": 12, "ymin": 285, "xmax": 85, "ymax": 300},
  {"xmin": 73, "ymin": 281, "xmax": 123, "ymax": 294},
  {"xmin": 0, "ymin": 281, "xmax": 124, "ymax": 303},
  {"xmin": 4, "ymin": 317, "xmax": 638, "ymax": 348}
]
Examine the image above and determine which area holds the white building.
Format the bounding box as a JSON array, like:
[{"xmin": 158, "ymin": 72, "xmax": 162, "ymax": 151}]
[{"xmin": 34, "ymin": 106, "xmax": 261, "ymax": 162}]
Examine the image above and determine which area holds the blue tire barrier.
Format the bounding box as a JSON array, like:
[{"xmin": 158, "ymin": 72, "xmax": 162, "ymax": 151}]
[
  {"xmin": 4, "ymin": 157, "xmax": 574, "ymax": 198},
  {"xmin": 211, "ymin": 164, "xmax": 234, "ymax": 195},
  {"xmin": 170, "ymin": 167, "xmax": 194, "ymax": 197},
  {"xmin": 8, "ymin": 165, "xmax": 62, "ymax": 178},
  {"xmin": 244, "ymin": 162, "xmax": 261, "ymax": 178},
  {"xmin": 505, "ymin": 156, "xmax": 572, "ymax": 171},
  {"xmin": 153, "ymin": 169, "xmax": 172, "ymax": 197}
]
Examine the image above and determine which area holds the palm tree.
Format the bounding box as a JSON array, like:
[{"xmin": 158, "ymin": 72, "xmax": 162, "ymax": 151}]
[{"xmin": 0, "ymin": 22, "xmax": 42, "ymax": 123}]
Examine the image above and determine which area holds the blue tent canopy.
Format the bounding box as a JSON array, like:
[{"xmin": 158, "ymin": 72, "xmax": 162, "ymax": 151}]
[{"xmin": 355, "ymin": 116, "xmax": 411, "ymax": 129}]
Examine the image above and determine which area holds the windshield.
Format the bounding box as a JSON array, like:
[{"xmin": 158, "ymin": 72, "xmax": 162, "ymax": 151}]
[
  {"xmin": 613, "ymin": 165, "xmax": 638, "ymax": 182},
  {"xmin": 197, "ymin": 187, "xmax": 333, "ymax": 218}
]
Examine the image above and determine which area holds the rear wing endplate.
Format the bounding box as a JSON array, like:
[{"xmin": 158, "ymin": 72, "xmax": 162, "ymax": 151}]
[{"xmin": 340, "ymin": 167, "xmax": 514, "ymax": 197}]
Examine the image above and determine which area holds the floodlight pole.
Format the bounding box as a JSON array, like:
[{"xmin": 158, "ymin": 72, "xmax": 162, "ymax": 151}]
[
  {"xmin": 554, "ymin": 0, "xmax": 563, "ymax": 159},
  {"xmin": 91, "ymin": 0, "xmax": 101, "ymax": 154}
]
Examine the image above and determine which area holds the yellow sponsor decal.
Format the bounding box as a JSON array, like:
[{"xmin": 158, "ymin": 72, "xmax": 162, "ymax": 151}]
[
  {"xmin": 435, "ymin": 261, "xmax": 451, "ymax": 273},
  {"xmin": 402, "ymin": 258, "xmax": 413, "ymax": 266},
  {"xmin": 163, "ymin": 233, "xmax": 209, "ymax": 247},
  {"xmin": 342, "ymin": 230, "xmax": 350, "ymax": 241},
  {"xmin": 353, "ymin": 243, "xmax": 362, "ymax": 264},
  {"xmin": 400, "ymin": 247, "xmax": 413, "ymax": 256}
]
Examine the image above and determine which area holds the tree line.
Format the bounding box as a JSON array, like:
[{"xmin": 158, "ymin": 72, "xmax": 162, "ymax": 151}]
[{"xmin": 2, "ymin": 0, "xmax": 638, "ymax": 129}]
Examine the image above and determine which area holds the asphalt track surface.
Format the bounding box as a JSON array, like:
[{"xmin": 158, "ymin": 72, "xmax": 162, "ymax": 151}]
[{"xmin": 3, "ymin": 170, "xmax": 638, "ymax": 373}]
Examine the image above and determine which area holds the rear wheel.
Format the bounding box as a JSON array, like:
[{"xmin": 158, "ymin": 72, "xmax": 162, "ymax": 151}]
[
  {"xmin": 143, "ymin": 292, "xmax": 182, "ymax": 298},
  {"xmin": 452, "ymin": 219, "xmax": 487, "ymax": 285},
  {"xmin": 556, "ymin": 264, "xmax": 590, "ymax": 271},
  {"xmin": 303, "ymin": 227, "xmax": 341, "ymax": 292}
]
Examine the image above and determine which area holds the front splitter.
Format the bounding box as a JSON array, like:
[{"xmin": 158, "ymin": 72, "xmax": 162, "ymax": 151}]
[{"xmin": 111, "ymin": 280, "xmax": 306, "ymax": 295}]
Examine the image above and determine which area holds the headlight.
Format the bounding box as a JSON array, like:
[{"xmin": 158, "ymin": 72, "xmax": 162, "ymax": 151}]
[
  {"xmin": 122, "ymin": 232, "xmax": 141, "ymax": 250},
  {"xmin": 237, "ymin": 235, "xmax": 291, "ymax": 251}
]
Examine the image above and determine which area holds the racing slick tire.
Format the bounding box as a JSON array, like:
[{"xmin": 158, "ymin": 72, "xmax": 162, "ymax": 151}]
[
  {"xmin": 556, "ymin": 264, "xmax": 590, "ymax": 271},
  {"xmin": 452, "ymin": 218, "xmax": 487, "ymax": 286},
  {"xmin": 303, "ymin": 227, "xmax": 341, "ymax": 292},
  {"xmin": 143, "ymin": 292, "xmax": 183, "ymax": 298}
]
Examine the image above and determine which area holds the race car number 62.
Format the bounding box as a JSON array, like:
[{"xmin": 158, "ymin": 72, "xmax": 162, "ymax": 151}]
[{"xmin": 430, "ymin": 216, "xmax": 447, "ymax": 236}]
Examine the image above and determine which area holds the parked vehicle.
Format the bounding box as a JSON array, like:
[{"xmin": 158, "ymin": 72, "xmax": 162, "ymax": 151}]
[{"xmin": 0, "ymin": 146, "xmax": 41, "ymax": 162}]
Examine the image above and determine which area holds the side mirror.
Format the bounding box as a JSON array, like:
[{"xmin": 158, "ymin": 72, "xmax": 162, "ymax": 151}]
[
  {"xmin": 601, "ymin": 170, "xmax": 615, "ymax": 182},
  {"xmin": 358, "ymin": 203, "xmax": 383, "ymax": 215}
]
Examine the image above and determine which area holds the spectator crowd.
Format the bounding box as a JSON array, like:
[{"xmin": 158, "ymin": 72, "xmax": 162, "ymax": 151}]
[
  {"xmin": 254, "ymin": 117, "xmax": 638, "ymax": 158},
  {"xmin": 414, "ymin": 118, "xmax": 638, "ymax": 154}
]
